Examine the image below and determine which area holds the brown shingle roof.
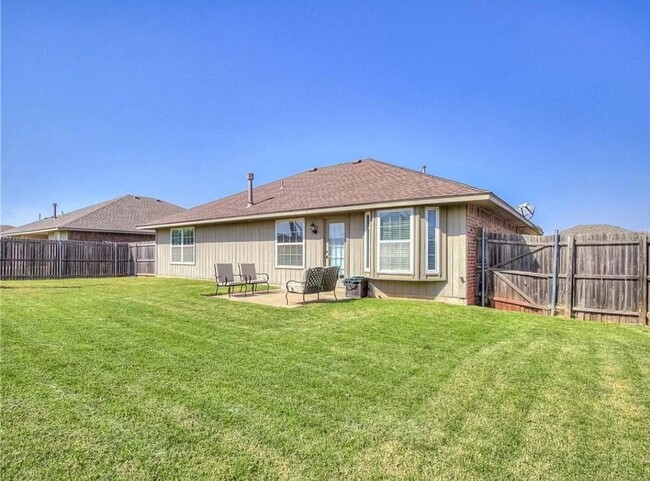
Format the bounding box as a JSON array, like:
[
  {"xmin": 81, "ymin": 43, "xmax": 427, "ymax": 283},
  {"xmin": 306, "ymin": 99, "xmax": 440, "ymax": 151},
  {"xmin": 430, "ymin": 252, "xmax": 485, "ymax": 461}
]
[
  {"xmin": 3, "ymin": 195, "xmax": 185, "ymax": 236},
  {"xmin": 145, "ymin": 159, "xmax": 489, "ymax": 227}
]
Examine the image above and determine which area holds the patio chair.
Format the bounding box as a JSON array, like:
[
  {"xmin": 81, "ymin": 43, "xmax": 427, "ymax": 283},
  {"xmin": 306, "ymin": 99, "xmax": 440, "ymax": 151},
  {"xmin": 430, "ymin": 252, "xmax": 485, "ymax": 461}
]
[
  {"xmin": 285, "ymin": 267, "xmax": 325, "ymax": 305},
  {"xmin": 214, "ymin": 263, "xmax": 248, "ymax": 297},
  {"xmin": 320, "ymin": 266, "xmax": 340, "ymax": 301},
  {"xmin": 239, "ymin": 263, "xmax": 270, "ymax": 294}
]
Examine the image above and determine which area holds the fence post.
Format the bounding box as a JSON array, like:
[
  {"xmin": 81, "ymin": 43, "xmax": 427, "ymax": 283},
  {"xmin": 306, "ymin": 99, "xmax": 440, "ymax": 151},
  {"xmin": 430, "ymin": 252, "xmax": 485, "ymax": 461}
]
[
  {"xmin": 564, "ymin": 236, "xmax": 575, "ymax": 318},
  {"xmin": 550, "ymin": 229, "xmax": 560, "ymax": 315},
  {"xmin": 132, "ymin": 244, "xmax": 137, "ymax": 276},
  {"xmin": 113, "ymin": 243, "xmax": 118, "ymax": 276},
  {"xmin": 481, "ymin": 228, "xmax": 487, "ymax": 307},
  {"xmin": 640, "ymin": 233, "xmax": 648, "ymax": 325},
  {"xmin": 58, "ymin": 240, "xmax": 63, "ymax": 278}
]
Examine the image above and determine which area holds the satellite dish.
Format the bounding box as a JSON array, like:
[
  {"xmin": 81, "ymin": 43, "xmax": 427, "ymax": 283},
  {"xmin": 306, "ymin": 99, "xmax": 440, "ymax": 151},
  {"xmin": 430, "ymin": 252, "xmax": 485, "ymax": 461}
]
[{"xmin": 517, "ymin": 202, "xmax": 535, "ymax": 220}]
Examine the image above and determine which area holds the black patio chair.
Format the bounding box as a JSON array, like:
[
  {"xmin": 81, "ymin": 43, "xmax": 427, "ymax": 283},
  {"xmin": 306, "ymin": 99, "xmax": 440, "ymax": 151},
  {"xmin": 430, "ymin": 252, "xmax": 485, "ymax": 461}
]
[{"xmin": 285, "ymin": 267, "xmax": 325, "ymax": 305}]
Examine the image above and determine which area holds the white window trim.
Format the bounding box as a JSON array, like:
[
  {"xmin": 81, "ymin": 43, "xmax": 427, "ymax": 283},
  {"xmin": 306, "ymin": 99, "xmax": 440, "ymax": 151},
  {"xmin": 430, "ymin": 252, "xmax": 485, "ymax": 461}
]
[
  {"xmin": 376, "ymin": 208, "xmax": 414, "ymax": 275},
  {"xmin": 425, "ymin": 207, "xmax": 441, "ymax": 274},
  {"xmin": 275, "ymin": 218, "xmax": 305, "ymax": 269},
  {"xmin": 363, "ymin": 211, "xmax": 371, "ymax": 273},
  {"xmin": 170, "ymin": 227, "xmax": 196, "ymax": 265}
]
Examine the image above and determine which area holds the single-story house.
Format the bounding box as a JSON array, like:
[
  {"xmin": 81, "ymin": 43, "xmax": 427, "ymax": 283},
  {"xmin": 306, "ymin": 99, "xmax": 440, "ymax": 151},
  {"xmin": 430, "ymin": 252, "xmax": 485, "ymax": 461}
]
[
  {"xmin": 2, "ymin": 195, "xmax": 185, "ymax": 243},
  {"xmin": 141, "ymin": 159, "xmax": 542, "ymax": 304}
]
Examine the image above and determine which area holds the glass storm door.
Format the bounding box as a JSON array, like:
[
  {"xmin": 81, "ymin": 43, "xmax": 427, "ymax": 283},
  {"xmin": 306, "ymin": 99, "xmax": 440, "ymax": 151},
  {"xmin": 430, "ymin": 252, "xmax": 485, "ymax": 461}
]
[{"xmin": 327, "ymin": 221, "xmax": 346, "ymax": 278}]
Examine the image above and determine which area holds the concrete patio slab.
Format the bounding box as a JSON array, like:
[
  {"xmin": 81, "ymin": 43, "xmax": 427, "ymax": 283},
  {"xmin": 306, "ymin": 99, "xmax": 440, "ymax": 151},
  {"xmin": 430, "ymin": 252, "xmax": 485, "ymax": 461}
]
[{"xmin": 221, "ymin": 288, "xmax": 350, "ymax": 308}]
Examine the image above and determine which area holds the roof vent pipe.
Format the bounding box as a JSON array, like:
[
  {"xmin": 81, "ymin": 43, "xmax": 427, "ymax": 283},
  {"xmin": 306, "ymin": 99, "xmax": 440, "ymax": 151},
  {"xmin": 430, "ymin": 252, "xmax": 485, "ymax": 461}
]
[
  {"xmin": 53, "ymin": 202, "xmax": 58, "ymax": 218},
  {"xmin": 420, "ymin": 165, "xmax": 426, "ymax": 174},
  {"xmin": 247, "ymin": 173, "xmax": 254, "ymax": 207}
]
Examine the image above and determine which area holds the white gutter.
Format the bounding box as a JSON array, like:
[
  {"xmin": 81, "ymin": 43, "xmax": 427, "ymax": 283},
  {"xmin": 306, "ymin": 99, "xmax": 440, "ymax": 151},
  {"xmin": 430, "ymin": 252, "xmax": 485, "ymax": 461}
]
[{"xmin": 488, "ymin": 193, "xmax": 543, "ymax": 233}]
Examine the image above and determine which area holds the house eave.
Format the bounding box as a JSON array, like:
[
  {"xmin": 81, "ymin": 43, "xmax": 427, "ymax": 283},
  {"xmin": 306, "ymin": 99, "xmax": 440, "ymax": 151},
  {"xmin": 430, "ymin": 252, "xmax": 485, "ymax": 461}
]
[
  {"xmin": 2, "ymin": 227, "xmax": 155, "ymax": 237},
  {"xmin": 139, "ymin": 193, "xmax": 494, "ymax": 230},
  {"xmin": 485, "ymin": 193, "xmax": 543, "ymax": 234},
  {"xmin": 1, "ymin": 227, "xmax": 60, "ymax": 237},
  {"xmin": 63, "ymin": 227, "xmax": 156, "ymax": 235}
]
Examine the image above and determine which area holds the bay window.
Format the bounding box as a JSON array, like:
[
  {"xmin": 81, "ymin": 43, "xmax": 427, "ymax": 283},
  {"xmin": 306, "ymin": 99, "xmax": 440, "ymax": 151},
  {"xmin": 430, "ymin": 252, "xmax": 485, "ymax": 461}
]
[{"xmin": 377, "ymin": 208, "xmax": 413, "ymax": 274}]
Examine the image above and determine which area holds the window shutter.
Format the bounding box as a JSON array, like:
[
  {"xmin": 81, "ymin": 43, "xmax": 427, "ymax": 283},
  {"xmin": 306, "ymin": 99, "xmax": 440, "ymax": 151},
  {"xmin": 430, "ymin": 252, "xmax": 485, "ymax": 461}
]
[{"xmin": 426, "ymin": 209, "xmax": 438, "ymax": 272}]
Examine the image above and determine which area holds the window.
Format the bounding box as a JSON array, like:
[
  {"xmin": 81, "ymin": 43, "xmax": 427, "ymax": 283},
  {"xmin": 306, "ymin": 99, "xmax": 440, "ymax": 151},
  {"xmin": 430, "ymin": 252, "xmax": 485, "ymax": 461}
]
[
  {"xmin": 364, "ymin": 212, "xmax": 371, "ymax": 272},
  {"xmin": 425, "ymin": 208, "xmax": 440, "ymax": 273},
  {"xmin": 171, "ymin": 227, "xmax": 195, "ymax": 264},
  {"xmin": 377, "ymin": 208, "xmax": 413, "ymax": 274},
  {"xmin": 275, "ymin": 219, "xmax": 304, "ymax": 268}
]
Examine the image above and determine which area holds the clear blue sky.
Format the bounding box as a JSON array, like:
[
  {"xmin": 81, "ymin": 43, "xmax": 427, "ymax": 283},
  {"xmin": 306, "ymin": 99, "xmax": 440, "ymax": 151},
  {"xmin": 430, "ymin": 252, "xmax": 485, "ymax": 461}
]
[{"xmin": 2, "ymin": 1, "xmax": 649, "ymax": 232}]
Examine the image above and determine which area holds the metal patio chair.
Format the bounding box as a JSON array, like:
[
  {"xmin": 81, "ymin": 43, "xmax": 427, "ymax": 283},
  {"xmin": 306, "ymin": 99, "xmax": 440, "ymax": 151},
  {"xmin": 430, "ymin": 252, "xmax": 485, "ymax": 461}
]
[
  {"xmin": 320, "ymin": 266, "xmax": 340, "ymax": 301},
  {"xmin": 239, "ymin": 263, "xmax": 270, "ymax": 294},
  {"xmin": 285, "ymin": 267, "xmax": 325, "ymax": 305},
  {"xmin": 214, "ymin": 263, "xmax": 248, "ymax": 297}
]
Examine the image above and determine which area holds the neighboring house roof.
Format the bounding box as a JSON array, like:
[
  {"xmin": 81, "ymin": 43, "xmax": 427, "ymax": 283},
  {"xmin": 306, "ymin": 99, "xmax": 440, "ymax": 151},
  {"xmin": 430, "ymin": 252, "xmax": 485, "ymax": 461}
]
[
  {"xmin": 3, "ymin": 195, "xmax": 185, "ymax": 237},
  {"xmin": 142, "ymin": 158, "xmax": 541, "ymax": 233},
  {"xmin": 561, "ymin": 224, "xmax": 632, "ymax": 236},
  {"xmin": 0, "ymin": 225, "xmax": 14, "ymax": 233}
]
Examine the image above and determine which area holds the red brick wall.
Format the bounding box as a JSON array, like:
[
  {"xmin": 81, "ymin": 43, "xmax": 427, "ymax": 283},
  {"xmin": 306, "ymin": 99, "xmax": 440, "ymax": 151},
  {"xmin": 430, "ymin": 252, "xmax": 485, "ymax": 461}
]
[
  {"xmin": 466, "ymin": 205, "xmax": 519, "ymax": 305},
  {"xmin": 67, "ymin": 231, "xmax": 154, "ymax": 243}
]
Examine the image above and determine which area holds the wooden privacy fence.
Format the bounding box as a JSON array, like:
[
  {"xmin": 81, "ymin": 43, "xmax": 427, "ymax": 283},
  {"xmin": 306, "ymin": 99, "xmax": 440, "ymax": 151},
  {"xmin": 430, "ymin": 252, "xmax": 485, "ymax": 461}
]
[
  {"xmin": 478, "ymin": 231, "xmax": 649, "ymax": 324},
  {"xmin": 130, "ymin": 242, "xmax": 156, "ymax": 276},
  {"xmin": 0, "ymin": 238, "xmax": 156, "ymax": 279}
]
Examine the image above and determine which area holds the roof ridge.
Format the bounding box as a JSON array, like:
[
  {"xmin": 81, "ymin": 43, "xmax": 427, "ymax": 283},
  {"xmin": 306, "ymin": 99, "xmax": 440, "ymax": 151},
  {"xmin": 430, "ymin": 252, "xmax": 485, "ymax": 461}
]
[
  {"xmin": 140, "ymin": 160, "xmax": 381, "ymax": 225},
  {"xmin": 177, "ymin": 161, "xmax": 362, "ymax": 211},
  {"xmin": 65, "ymin": 194, "xmax": 183, "ymax": 230},
  {"xmin": 4, "ymin": 194, "xmax": 185, "ymax": 236},
  {"xmin": 189, "ymin": 157, "xmax": 476, "ymax": 208},
  {"xmin": 365, "ymin": 158, "xmax": 489, "ymax": 193},
  {"xmin": 148, "ymin": 158, "xmax": 491, "ymax": 223},
  {"xmin": 57, "ymin": 195, "xmax": 128, "ymax": 228}
]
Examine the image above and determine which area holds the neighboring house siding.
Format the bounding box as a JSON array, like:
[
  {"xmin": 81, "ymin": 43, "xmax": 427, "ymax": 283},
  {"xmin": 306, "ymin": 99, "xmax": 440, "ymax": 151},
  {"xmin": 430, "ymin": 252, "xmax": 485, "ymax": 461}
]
[
  {"xmin": 47, "ymin": 231, "xmax": 68, "ymax": 241},
  {"xmin": 465, "ymin": 204, "xmax": 520, "ymax": 305},
  {"xmin": 66, "ymin": 230, "xmax": 154, "ymax": 243}
]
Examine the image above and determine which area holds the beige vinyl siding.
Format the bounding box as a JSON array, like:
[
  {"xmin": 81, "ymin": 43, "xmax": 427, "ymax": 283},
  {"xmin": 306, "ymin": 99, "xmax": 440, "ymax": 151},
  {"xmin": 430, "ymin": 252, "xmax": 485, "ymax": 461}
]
[
  {"xmin": 348, "ymin": 212, "xmax": 365, "ymax": 277},
  {"xmin": 156, "ymin": 216, "xmax": 324, "ymax": 287}
]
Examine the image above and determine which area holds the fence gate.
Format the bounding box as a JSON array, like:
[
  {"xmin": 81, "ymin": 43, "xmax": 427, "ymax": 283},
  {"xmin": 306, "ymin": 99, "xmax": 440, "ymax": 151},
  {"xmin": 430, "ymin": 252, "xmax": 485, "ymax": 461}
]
[
  {"xmin": 482, "ymin": 232, "xmax": 558, "ymax": 315},
  {"xmin": 480, "ymin": 231, "xmax": 649, "ymax": 324}
]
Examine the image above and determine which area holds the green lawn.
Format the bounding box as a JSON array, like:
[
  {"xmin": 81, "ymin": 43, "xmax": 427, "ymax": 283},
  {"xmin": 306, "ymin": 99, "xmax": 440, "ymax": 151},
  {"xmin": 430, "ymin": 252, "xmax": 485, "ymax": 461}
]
[{"xmin": 1, "ymin": 278, "xmax": 649, "ymax": 480}]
